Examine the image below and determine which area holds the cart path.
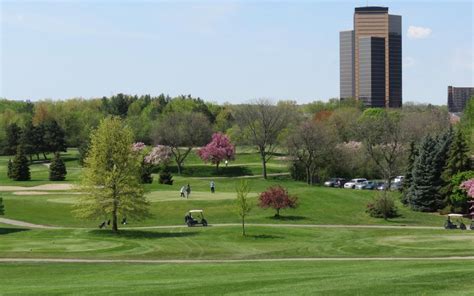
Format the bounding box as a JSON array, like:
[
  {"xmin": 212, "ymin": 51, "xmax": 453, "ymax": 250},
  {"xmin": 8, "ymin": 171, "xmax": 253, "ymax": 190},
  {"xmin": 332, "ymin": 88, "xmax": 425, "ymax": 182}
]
[
  {"xmin": 1, "ymin": 256, "xmax": 474, "ymax": 264},
  {"xmin": 0, "ymin": 218, "xmax": 444, "ymax": 230},
  {"xmin": 0, "ymin": 184, "xmax": 75, "ymax": 191},
  {"xmin": 0, "ymin": 218, "xmax": 59, "ymax": 229}
]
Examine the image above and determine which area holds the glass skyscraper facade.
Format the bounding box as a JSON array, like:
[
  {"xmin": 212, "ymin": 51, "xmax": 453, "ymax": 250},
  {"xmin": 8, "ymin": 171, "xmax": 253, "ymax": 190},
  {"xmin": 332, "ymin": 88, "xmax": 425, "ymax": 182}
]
[{"xmin": 340, "ymin": 7, "xmax": 402, "ymax": 108}]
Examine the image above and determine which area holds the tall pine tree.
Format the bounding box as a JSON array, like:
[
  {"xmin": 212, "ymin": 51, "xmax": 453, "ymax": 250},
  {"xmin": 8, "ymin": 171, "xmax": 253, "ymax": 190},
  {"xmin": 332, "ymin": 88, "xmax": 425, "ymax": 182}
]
[
  {"xmin": 402, "ymin": 141, "xmax": 418, "ymax": 205},
  {"xmin": 441, "ymin": 129, "xmax": 471, "ymax": 207},
  {"xmin": 49, "ymin": 152, "xmax": 67, "ymax": 181},
  {"xmin": 11, "ymin": 145, "xmax": 31, "ymax": 181},
  {"xmin": 409, "ymin": 130, "xmax": 453, "ymax": 212}
]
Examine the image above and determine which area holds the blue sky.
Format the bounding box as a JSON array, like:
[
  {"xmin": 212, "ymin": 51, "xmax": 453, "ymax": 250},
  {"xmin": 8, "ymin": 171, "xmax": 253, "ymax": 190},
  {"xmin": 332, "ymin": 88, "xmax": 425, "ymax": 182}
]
[{"xmin": 1, "ymin": 0, "xmax": 473, "ymax": 105}]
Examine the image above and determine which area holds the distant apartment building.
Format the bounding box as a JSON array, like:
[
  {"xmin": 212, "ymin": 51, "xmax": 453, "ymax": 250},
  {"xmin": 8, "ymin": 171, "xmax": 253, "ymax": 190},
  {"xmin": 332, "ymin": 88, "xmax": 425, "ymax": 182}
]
[
  {"xmin": 448, "ymin": 86, "xmax": 474, "ymax": 113},
  {"xmin": 340, "ymin": 6, "xmax": 402, "ymax": 108}
]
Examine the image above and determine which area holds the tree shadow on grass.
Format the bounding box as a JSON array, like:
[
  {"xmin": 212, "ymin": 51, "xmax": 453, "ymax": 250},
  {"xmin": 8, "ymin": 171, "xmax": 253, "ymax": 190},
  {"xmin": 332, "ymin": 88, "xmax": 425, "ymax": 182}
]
[
  {"xmin": 246, "ymin": 234, "xmax": 283, "ymax": 239},
  {"xmin": 0, "ymin": 228, "xmax": 30, "ymax": 235},
  {"xmin": 267, "ymin": 215, "xmax": 308, "ymax": 221},
  {"xmin": 89, "ymin": 229, "xmax": 198, "ymax": 239}
]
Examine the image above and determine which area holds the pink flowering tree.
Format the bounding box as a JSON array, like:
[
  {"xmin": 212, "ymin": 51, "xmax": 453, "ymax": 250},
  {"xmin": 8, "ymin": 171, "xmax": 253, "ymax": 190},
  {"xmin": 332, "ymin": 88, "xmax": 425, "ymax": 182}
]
[
  {"xmin": 258, "ymin": 185, "xmax": 298, "ymax": 218},
  {"xmin": 132, "ymin": 143, "xmax": 172, "ymax": 183},
  {"xmin": 461, "ymin": 179, "xmax": 474, "ymax": 198},
  {"xmin": 197, "ymin": 132, "xmax": 235, "ymax": 172},
  {"xmin": 145, "ymin": 145, "xmax": 172, "ymax": 165}
]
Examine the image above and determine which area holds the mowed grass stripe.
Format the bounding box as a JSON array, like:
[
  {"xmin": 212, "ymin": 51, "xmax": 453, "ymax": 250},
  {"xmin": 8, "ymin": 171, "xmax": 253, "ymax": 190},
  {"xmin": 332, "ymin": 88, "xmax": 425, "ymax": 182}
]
[{"xmin": 0, "ymin": 261, "xmax": 472, "ymax": 295}]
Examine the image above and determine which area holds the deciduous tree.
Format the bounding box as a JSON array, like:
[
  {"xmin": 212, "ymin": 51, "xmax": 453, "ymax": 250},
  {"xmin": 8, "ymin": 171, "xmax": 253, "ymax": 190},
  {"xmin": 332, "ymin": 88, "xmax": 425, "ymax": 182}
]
[
  {"xmin": 197, "ymin": 132, "xmax": 235, "ymax": 172},
  {"xmin": 74, "ymin": 117, "xmax": 151, "ymax": 232},
  {"xmin": 234, "ymin": 99, "xmax": 295, "ymax": 179},
  {"xmin": 235, "ymin": 180, "xmax": 251, "ymax": 236},
  {"xmin": 258, "ymin": 185, "xmax": 298, "ymax": 217},
  {"xmin": 152, "ymin": 112, "xmax": 212, "ymax": 174},
  {"xmin": 287, "ymin": 120, "xmax": 335, "ymax": 185}
]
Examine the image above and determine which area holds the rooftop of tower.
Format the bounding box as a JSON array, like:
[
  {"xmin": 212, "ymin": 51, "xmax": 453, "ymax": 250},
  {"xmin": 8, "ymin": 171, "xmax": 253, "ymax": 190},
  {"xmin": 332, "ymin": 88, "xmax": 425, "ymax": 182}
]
[{"xmin": 355, "ymin": 6, "xmax": 388, "ymax": 13}]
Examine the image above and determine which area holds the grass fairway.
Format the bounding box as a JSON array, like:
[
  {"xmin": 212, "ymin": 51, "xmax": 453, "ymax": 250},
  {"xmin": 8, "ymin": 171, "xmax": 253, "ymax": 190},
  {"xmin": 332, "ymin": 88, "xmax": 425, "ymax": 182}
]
[
  {"xmin": 1, "ymin": 226, "xmax": 473, "ymax": 260},
  {"xmin": 0, "ymin": 261, "xmax": 472, "ymax": 295},
  {"xmin": 1, "ymin": 147, "xmax": 472, "ymax": 295}
]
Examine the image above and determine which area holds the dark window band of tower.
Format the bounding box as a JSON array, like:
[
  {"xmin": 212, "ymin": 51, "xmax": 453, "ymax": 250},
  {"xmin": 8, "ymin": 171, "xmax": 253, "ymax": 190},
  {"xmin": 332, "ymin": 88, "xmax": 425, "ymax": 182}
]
[{"xmin": 340, "ymin": 6, "xmax": 402, "ymax": 108}]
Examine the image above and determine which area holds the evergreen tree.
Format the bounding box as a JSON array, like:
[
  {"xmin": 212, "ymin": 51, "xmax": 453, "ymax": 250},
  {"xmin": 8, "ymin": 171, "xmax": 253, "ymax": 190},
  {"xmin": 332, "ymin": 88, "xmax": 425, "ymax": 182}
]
[
  {"xmin": 444, "ymin": 129, "xmax": 470, "ymax": 176},
  {"xmin": 11, "ymin": 145, "xmax": 31, "ymax": 181},
  {"xmin": 0, "ymin": 197, "xmax": 4, "ymax": 215},
  {"xmin": 409, "ymin": 136, "xmax": 440, "ymax": 211},
  {"xmin": 4, "ymin": 123, "xmax": 22, "ymax": 155},
  {"xmin": 7, "ymin": 159, "xmax": 13, "ymax": 179},
  {"xmin": 43, "ymin": 120, "xmax": 67, "ymax": 154},
  {"xmin": 410, "ymin": 130, "xmax": 453, "ymax": 211},
  {"xmin": 158, "ymin": 166, "xmax": 173, "ymax": 185},
  {"xmin": 49, "ymin": 152, "xmax": 67, "ymax": 181},
  {"xmin": 441, "ymin": 129, "xmax": 470, "ymax": 207},
  {"xmin": 401, "ymin": 141, "xmax": 418, "ymax": 205},
  {"xmin": 140, "ymin": 161, "xmax": 154, "ymax": 184}
]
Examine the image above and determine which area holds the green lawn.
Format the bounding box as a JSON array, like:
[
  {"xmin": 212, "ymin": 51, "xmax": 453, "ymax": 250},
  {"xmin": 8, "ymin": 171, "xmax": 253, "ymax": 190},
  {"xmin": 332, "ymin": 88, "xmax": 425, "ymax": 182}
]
[
  {"xmin": 1, "ymin": 182, "xmax": 446, "ymax": 227},
  {"xmin": 1, "ymin": 226, "xmax": 473, "ymax": 260},
  {"xmin": 0, "ymin": 261, "xmax": 472, "ymax": 295},
  {"xmin": 1, "ymin": 146, "xmax": 471, "ymax": 295}
]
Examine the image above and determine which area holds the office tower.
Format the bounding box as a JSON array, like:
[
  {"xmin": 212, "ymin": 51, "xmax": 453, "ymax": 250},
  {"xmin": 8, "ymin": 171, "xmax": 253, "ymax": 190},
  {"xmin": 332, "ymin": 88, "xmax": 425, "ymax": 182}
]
[
  {"xmin": 448, "ymin": 86, "xmax": 474, "ymax": 113},
  {"xmin": 340, "ymin": 6, "xmax": 402, "ymax": 108}
]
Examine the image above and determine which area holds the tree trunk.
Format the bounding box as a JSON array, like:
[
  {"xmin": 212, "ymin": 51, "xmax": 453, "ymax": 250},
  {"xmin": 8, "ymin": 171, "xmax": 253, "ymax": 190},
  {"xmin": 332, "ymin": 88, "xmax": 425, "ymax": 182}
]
[
  {"xmin": 112, "ymin": 199, "xmax": 118, "ymax": 232},
  {"xmin": 216, "ymin": 161, "xmax": 220, "ymax": 173},
  {"xmin": 306, "ymin": 167, "xmax": 311, "ymax": 185},
  {"xmin": 241, "ymin": 216, "xmax": 245, "ymax": 236},
  {"xmin": 259, "ymin": 148, "xmax": 267, "ymax": 179},
  {"xmin": 43, "ymin": 152, "xmax": 47, "ymax": 160},
  {"xmin": 176, "ymin": 161, "xmax": 182, "ymax": 175},
  {"xmin": 275, "ymin": 208, "xmax": 280, "ymax": 217},
  {"xmin": 36, "ymin": 153, "xmax": 40, "ymax": 160}
]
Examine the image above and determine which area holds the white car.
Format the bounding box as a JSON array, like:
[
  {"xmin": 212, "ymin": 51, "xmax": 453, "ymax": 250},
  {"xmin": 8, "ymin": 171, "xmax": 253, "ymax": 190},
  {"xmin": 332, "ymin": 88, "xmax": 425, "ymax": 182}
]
[
  {"xmin": 344, "ymin": 178, "xmax": 368, "ymax": 189},
  {"xmin": 393, "ymin": 176, "xmax": 404, "ymax": 183}
]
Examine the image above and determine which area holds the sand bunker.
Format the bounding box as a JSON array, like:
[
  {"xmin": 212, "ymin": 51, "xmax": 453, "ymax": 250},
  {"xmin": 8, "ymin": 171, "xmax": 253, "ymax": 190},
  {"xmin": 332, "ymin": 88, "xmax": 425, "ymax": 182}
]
[
  {"xmin": 0, "ymin": 183, "xmax": 75, "ymax": 192},
  {"xmin": 13, "ymin": 191, "xmax": 50, "ymax": 195}
]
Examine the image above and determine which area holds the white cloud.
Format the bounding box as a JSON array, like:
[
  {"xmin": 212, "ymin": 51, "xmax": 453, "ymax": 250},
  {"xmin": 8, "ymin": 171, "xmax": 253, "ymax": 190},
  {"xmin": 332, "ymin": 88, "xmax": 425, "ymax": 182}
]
[{"xmin": 407, "ymin": 26, "xmax": 432, "ymax": 39}]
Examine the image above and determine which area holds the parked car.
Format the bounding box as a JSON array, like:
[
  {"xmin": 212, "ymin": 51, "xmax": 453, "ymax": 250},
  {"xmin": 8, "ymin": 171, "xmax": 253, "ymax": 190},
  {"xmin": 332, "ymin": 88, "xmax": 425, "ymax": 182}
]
[
  {"xmin": 393, "ymin": 176, "xmax": 404, "ymax": 183},
  {"xmin": 324, "ymin": 178, "xmax": 347, "ymax": 188},
  {"xmin": 344, "ymin": 178, "xmax": 368, "ymax": 189},
  {"xmin": 390, "ymin": 181, "xmax": 403, "ymax": 191},
  {"xmin": 356, "ymin": 180, "xmax": 376, "ymax": 190},
  {"xmin": 376, "ymin": 182, "xmax": 388, "ymax": 191}
]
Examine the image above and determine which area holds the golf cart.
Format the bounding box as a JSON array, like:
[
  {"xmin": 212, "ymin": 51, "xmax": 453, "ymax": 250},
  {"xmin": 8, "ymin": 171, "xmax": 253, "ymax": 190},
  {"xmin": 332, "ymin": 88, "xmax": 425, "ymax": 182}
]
[
  {"xmin": 444, "ymin": 213, "xmax": 466, "ymax": 230},
  {"xmin": 185, "ymin": 210, "xmax": 208, "ymax": 227}
]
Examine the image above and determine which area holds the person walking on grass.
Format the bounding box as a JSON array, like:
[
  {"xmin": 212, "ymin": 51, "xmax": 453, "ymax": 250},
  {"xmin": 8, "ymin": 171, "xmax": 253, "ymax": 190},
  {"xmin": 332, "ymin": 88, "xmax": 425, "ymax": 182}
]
[
  {"xmin": 180, "ymin": 186, "xmax": 186, "ymax": 198},
  {"xmin": 210, "ymin": 180, "xmax": 215, "ymax": 193},
  {"xmin": 186, "ymin": 183, "xmax": 191, "ymax": 199}
]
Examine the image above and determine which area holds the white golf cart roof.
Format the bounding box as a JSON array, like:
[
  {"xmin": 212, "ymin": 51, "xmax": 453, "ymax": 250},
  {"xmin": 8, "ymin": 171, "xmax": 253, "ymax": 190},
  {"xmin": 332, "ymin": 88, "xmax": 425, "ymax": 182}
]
[
  {"xmin": 189, "ymin": 210, "xmax": 203, "ymax": 213},
  {"xmin": 448, "ymin": 213, "xmax": 463, "ymax": 218}
]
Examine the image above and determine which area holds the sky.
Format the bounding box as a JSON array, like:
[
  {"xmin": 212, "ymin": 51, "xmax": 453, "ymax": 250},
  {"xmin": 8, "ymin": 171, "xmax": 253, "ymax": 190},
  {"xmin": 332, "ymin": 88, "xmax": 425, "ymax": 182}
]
[{"xmin": 1, "ymin": 0, "xmax": 473, "ymax": 105}]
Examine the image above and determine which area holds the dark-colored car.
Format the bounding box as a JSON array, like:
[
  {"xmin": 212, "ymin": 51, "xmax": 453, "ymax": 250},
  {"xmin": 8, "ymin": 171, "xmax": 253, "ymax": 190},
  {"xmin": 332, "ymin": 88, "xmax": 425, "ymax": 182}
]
[{"xmin": 324, "ymin": 178, "xmax": 347, "ymax": 188}]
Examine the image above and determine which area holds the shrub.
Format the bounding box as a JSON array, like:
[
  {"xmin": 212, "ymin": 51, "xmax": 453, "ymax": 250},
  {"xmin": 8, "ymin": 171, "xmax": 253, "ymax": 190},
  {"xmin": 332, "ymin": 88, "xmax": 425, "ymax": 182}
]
[
  {"xmin": 366, "ymin": 192, "xmax": 399, "ymax": 220},
  {"xmin": 11, "ymin": 145, "xmax": 30, "ymax": 181},
  {"xmin": 159, "ymin": 166, "xmax": 173, "ymax": 185},
  {"xmin": 140, "ymin": 162, "xmax": 154, "ymax": 184},
  {"xmin": 7, "ymin": 159, "xmax": 13, "ymax": 179},
  {"xmin": 49, "ymin": 152, "xmax": 67, "ymax": 181}
]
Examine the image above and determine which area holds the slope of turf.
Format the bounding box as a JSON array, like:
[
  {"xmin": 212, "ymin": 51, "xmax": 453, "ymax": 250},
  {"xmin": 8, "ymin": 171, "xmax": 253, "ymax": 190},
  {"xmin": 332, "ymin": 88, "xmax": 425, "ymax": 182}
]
[
  {"xmin": 0, "ymin": 261, "xmax": 472, "ymax": 295},
  {"xmin": 0, "ymin": 226, "xmax": 473, "ymax": 260}
]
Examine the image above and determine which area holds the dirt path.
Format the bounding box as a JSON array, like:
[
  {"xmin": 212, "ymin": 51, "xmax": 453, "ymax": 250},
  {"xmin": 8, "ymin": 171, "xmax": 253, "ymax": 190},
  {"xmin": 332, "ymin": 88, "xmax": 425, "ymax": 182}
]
[
  {"xmin": 1, "ymin": 256, "xmax": 474, "ymax": 264},
  {"xmin": 0, "ymin": 217, "xmax": 443, "ymax": 230}
]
